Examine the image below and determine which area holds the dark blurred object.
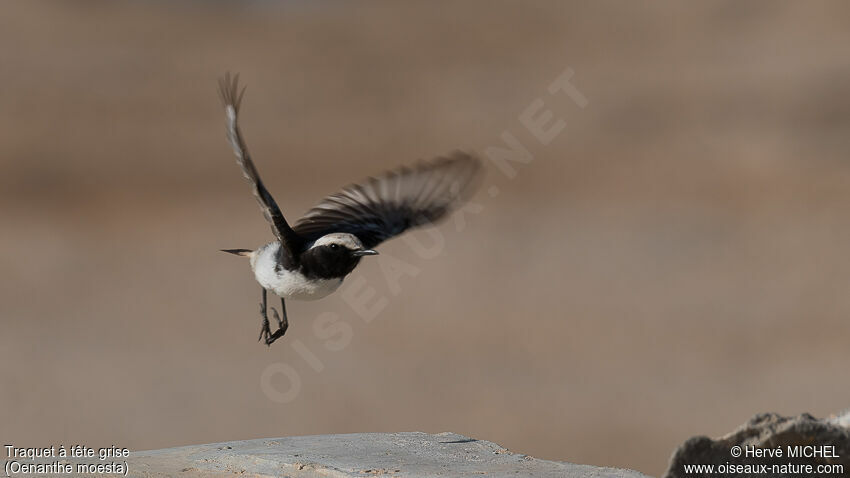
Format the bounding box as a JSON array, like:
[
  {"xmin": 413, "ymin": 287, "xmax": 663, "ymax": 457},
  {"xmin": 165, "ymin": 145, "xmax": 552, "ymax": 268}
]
[{"xmin": 665, "ymin": 411, "xmax": 850, "ymax": 478}]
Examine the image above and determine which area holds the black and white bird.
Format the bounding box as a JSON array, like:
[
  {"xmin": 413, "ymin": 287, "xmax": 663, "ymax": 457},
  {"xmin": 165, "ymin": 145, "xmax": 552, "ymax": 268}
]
[{"xmin": 218, "ymin": 74, "xmax": 483, "ymax": 346}]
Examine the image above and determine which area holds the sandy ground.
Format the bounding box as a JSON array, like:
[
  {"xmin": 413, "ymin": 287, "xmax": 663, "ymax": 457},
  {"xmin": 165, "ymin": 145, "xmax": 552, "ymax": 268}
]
[{"xmin": 2, "ymin": 2, "xmax": 850, "ymax": 475}]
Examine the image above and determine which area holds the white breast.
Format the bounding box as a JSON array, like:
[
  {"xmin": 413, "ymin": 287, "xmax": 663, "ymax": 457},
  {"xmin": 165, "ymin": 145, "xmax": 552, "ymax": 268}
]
[{"xmin": 250, "ymin": 242, "xmax": 343, "ymax": 301}]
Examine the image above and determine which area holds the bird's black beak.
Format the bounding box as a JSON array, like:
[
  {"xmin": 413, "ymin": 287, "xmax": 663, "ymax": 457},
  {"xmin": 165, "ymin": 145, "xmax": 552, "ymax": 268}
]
[{"xmin": 352, "ymin": 249, "xmax": 379, "ymax": 257}]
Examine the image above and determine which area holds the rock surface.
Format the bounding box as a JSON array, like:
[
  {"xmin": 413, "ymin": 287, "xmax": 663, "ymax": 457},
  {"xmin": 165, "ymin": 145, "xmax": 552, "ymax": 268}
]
[
  {"xmin": 664, "ymin": 411, "xmax": 850, "ymax": 478},
  {"xmin": 122, "ymin": 432, "xmax": 647, "ymax": 478}
]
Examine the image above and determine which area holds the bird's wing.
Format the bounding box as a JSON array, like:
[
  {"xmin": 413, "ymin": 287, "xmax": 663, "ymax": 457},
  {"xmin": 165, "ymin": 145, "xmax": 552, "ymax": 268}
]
[
  {"xmin": 293, "ymin": 152, "xmax": 484, "ymax": 249},
  {"xmin": 218, "ymin": 73, "xmax": 303, "ymax": 254}
]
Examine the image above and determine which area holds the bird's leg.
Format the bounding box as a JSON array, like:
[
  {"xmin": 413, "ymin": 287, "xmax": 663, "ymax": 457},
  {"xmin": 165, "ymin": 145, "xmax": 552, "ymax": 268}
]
[
  {"xmin": 258, "ymin": 288, "xmax": 272, "ymax": 343},
  {"xmin": 264, "ymin": 298, "xmax": 289, "ymax": 346}
]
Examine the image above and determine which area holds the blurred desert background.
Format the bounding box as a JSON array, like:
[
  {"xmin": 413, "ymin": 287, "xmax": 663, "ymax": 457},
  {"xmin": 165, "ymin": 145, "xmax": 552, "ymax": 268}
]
[{"xmin": 2, "ymin": 1, "xmax": 850, "ymax": 475}]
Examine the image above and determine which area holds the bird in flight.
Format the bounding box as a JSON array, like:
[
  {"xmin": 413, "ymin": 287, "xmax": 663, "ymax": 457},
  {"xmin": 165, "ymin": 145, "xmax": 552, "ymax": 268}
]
[{"xmin": 218, "ymin": 73, "xmax": 483, "ymax": 346}]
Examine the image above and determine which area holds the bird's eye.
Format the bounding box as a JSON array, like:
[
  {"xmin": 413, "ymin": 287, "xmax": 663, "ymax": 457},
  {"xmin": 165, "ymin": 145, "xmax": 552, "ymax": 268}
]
[{"xmin": 329, "ymin": 244, "xmax": 339, "ymax": 250}]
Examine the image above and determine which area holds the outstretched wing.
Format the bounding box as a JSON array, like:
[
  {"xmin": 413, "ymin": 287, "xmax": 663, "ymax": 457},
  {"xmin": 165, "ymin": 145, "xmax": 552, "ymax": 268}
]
[
  {"xmin": 218, "ymin": 73, "xmax": 303, "ymax": 253},
  {"xmin": 293, "ymin": 152, "xmax": 484, "ymax": 249}
]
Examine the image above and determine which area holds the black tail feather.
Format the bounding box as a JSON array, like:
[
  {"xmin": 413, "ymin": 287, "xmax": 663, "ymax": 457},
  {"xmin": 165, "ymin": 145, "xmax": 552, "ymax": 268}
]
[{"xmin": 220, "ymin": 248, "xmax": 252, "ymax": 257}]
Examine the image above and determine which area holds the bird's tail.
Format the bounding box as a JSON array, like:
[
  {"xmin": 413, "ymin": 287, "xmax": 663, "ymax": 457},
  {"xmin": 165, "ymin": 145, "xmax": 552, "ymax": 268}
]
[{"xmin": 220, "ymin": 248, "xmax": 253, "ymax": 257}]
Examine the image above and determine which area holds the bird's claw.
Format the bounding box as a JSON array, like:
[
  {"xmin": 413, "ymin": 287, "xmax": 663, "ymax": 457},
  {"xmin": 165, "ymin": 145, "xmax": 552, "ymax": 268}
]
[
  {"xmin": 256, "ymin": 296, "xmax": 288, "ymax": 347},
  {"xmin": 271, "ymin": 307, "xmax": 283, "ymax": 327},
  {"xmin": 261, "ymin": 308, "xmax": 288, "ymax": 347},
  {"xmin": 258, "ymin": 301, "xmax": 272, "ymax": 343},
  {"xmin": 258, "ymin": 317, "xmax": 272, "ymax": 343}
]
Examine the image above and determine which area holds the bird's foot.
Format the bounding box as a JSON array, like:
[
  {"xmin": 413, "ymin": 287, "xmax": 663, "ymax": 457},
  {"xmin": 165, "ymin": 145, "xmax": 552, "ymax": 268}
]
[
  {"xmin": 258, "ymin": 301, "xmax": 273, "ymax": 343},
  {"xmin": 258, "ymin": 317, "xmax": 273, "ymax": 343},
  {"xmin": 262, "ymin": 307, "xmax": 288, "ymax": 346}
]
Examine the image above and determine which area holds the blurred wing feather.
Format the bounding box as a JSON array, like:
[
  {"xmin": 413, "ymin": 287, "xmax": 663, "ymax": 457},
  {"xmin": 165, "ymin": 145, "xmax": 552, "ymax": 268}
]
[
  {"xmin": 294, "ymin": 152, "xmax": 484, "ymax": 248},
  {"xmin": 218, "ymin": 73, "xmax": 303, "ymax": 253}
]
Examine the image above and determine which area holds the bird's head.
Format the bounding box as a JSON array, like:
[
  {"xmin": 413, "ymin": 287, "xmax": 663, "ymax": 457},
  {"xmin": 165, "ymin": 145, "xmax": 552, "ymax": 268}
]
[{"xmin": 300, "ymin": 233, "xmax": 378, "ymax": 279}]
